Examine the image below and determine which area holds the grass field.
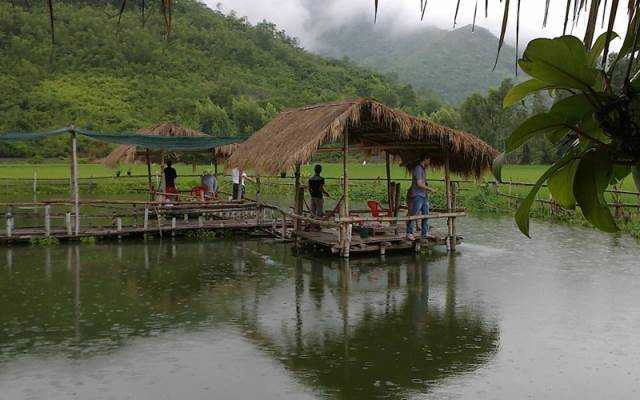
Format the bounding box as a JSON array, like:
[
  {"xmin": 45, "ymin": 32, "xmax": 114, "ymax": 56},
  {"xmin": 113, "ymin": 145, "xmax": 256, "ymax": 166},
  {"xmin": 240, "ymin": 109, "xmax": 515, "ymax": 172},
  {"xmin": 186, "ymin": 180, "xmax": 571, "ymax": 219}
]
[{"xmin": 0, "ymin": 161, "xmax": 636, "ymax": 191}]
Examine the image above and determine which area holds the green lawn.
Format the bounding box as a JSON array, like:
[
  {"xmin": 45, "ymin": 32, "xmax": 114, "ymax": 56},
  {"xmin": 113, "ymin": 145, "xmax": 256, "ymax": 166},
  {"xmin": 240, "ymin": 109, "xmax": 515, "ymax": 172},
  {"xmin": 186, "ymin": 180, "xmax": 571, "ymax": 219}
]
[{"xmin": 0, "ymin": 161, "xmax": 636, "ymax": 193}]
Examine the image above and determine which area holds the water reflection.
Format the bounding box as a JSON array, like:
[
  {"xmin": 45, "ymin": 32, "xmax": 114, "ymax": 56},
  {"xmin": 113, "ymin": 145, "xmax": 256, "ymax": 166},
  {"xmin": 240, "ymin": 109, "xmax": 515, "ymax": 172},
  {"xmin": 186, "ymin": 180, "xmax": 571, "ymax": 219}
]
[
  {"xmin": 245, "ymin": 254, "xmax": 499, "ymax": 399},
  {"xmin": 0, "ymin": 240, "xmax": 497, "ymax": 399}
]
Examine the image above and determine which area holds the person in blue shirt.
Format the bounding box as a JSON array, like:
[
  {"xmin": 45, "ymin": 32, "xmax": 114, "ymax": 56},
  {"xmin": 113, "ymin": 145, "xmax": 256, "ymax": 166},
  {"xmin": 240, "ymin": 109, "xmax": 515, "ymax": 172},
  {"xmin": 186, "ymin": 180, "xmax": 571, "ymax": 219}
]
[{"xmin": 407, "ymin": 156, "xmax": 436, "ymax": 240}]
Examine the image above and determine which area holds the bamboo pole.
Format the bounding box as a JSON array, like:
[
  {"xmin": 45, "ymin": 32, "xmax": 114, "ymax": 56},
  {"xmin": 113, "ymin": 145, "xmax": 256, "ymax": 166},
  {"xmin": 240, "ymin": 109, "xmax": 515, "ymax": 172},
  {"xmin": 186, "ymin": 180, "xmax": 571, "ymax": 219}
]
[
  {"xmin": 293, "ymin": 163, "xmax": 301, "ymax": 235},
  {"xmin": 6, "ymin": 207, "xmax": 13, "ymax": 238},
  {"xmin": 65, "ymin": 212, "xmax": 72, "ymax": 235},
  {"xmin": 44, "ymin": 204, "xmax": 51, "ymax": 237},
  {"xmin": 444, "ymin": 149, "xmax": 455, "ymax": 251},
  {"xmin": 70, "ymin": 130, "xmax": 80, "ymax": 235},
  {"xmin": 146, "ymin": 148, "xmax": 153, "ymax": 201},
  {"xmin": 385, "ymin": 151, "xmax": 392, "ymax": 208},
  {"xmin": 341, "ymin": 128, "xmax": 351, "ymax": 258}
]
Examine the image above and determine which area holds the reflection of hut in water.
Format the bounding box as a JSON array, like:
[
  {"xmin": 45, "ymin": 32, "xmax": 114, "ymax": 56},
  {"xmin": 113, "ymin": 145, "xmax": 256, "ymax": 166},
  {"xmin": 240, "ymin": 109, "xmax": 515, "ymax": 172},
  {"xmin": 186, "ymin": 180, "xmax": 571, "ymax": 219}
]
[
  {"xmin": 229, "ymin": 99, "xmax": 498, "ymax": 257},
  {"xmin": 241, "ymin": 255, "xmax": 499, "ymax": 399}
]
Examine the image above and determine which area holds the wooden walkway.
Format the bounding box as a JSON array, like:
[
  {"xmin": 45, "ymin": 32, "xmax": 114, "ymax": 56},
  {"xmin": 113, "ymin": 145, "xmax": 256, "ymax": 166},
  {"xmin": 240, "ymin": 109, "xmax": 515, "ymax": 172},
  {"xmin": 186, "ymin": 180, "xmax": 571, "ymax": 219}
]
[{"xmin": 0, "ymin": 217, "xmax": 290, "ymax": 244}]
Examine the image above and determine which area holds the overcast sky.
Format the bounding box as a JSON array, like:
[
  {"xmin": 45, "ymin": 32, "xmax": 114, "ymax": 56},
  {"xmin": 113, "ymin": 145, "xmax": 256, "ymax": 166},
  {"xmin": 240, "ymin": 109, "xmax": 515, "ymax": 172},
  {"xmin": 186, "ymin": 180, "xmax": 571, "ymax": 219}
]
[{"xmin": 210, "ymin": 0, "xmax": 630, "ymax": 50}]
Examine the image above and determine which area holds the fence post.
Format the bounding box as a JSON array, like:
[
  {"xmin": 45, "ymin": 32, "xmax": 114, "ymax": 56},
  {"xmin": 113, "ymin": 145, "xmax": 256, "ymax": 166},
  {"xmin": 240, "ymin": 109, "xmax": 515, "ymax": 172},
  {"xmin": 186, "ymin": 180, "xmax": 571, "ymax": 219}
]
[
  {"xmin": 171, "ymin": 217, "xmax": 177, "ymax": 237},
  {"xmin": 6, "ymin": 207, "xmax": 13, "ymax": 238},
  {"xmin": 144, "ymin": 207, "xmax": 149, "ymax": 230},
  {"xmin": 33, "ymin": 172, "xmax": 37, "ymax": 195},
  {"xmin": 66, "ymin": 212, "xmax": 72, "ymax": 235},
  {"xmin": 116, "ymin": 217, "xmax": 122, "ymax": 239},
  {"xmin": 198, "ymin": 215, "xmax": 204, "ymax": 227},
  {"xmin": 44, "ymin": 205, "xmax": 51, "ymax": 237}
]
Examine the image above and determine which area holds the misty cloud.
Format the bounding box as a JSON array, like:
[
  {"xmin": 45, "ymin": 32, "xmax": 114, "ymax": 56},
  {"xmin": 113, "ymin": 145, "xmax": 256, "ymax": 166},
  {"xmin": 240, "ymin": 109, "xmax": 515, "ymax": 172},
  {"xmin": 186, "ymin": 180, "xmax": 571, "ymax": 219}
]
[{"xmin": 212, "ymin": 1, "xmax": 630, "ymax": 51}]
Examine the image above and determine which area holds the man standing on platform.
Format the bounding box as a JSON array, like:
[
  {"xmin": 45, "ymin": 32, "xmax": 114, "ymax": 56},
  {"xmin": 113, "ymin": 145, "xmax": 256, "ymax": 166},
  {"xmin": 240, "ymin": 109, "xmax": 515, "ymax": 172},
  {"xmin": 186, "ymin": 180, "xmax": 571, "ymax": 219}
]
[
  {"xmin": 164, "ymin": 160, "xmax": 178, "ymax": 201},
  {"xmin": 407, "ymin": 156, "xmax": 436, "ymax": 240},
  {"xmin": 308, "ymin": 164, "xmax": 329, "ymax": 218}
]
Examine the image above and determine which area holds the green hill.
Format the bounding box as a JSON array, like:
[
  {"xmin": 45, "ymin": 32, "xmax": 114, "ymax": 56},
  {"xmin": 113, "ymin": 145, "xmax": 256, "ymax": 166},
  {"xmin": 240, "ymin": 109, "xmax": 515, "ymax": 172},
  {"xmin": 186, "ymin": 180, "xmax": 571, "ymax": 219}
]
[
  {"xmin": 316, "ymin": 18, "xmax": 519, "ymax": 104},
  {"xmin": 0, "ymin": 0, "xmax": 439, "ymax": 158}
]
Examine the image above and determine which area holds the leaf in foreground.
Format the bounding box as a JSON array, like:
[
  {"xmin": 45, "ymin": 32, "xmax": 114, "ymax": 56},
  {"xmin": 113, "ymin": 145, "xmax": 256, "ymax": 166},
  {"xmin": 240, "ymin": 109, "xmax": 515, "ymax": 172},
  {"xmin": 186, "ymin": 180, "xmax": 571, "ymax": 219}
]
[{"xmin": 573, "ymin": 153, "xmax": 618, "ymax": 233}]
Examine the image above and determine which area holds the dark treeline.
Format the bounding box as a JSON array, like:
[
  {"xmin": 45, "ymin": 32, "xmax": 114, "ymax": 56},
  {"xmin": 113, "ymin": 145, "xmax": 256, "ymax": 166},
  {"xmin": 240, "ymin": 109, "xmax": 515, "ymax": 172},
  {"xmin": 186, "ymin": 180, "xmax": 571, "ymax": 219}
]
[{"xmin": 1, "ymin": 0, "xmax": 547, "ymax": 163}]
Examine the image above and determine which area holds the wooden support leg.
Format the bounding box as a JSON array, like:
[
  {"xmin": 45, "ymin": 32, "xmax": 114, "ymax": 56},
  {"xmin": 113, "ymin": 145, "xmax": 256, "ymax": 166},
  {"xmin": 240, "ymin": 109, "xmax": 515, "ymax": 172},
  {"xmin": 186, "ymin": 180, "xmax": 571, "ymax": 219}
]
[
  {"xmin": 116, "ymin": 217, "xmax": 122, "ymax": 240},
  {"xmin": 65, "ymin": 212, "xmax": 72, "ymax": 236},
  {"xmin": 144, "ymin": 207, "xmax": 149, "ymax": 230},
  {"xmin": 171, "ymin": 217, "xmax": 176, "ymax": 237},
  {"xmin": 44, "ymin": 205, "xmax": 51, "ymax": 237},
  {"xmin": 6, "ymin": 209, "xmax": 13, "ymax": 238}
]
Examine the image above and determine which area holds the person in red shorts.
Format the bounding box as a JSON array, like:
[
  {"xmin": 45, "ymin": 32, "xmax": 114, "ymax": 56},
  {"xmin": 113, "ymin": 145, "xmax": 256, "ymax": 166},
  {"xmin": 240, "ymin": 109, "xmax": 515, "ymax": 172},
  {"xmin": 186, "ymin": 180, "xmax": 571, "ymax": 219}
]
[{"xmin": 164, "ymin": 160, "xmax": 179, "ymax": 201}]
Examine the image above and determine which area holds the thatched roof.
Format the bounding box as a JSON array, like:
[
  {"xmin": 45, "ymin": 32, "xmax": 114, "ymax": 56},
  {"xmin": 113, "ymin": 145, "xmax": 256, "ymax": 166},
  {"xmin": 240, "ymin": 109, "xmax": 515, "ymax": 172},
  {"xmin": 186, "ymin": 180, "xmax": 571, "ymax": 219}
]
[
  {"xmin": 214, "ymin": 142, "xmax": 240, "ymax": 160},
  {"xmin": 227, "ymin": 99, "xmax": 499, "ymax": 178},
  {"xmin": 101, "ymin": 123, "xmax": 208, "ymax": 168}
]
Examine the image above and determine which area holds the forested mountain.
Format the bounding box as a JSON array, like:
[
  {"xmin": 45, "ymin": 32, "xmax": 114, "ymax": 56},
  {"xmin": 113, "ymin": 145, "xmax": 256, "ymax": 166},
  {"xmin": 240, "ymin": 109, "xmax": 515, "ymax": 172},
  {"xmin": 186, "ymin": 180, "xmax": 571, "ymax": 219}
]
[
  {"xmin": 316, "ymin": 17, "xmax": 519, "ymax": 104},
  {"xmin": 0, "ymin": 0, "xmax": 440, "ymax": 158}
]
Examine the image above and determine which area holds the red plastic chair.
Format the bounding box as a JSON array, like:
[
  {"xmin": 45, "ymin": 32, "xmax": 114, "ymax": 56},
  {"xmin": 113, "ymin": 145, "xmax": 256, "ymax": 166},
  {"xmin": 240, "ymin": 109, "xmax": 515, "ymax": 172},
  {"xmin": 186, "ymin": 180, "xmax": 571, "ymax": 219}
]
[
  {"xmin": 367, "ymin": 200, "xmax": 382, "ymax": 217},
  {"xmin": 367, "ymin": 201, "xmax": 392, "ymax": 217}
]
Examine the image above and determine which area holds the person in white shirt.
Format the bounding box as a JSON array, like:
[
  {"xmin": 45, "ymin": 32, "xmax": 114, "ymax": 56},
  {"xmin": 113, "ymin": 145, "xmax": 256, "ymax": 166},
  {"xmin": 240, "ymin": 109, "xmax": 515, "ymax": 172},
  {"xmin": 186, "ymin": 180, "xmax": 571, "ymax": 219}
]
[{"xmin": 232, "ymin": 168, "xmax": 252, "ymax": 200}]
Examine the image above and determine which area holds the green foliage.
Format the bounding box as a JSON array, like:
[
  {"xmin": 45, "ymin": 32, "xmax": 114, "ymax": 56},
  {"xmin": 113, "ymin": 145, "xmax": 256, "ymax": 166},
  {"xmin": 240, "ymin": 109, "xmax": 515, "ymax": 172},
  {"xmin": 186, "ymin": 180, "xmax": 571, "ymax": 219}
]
[
  {"xmin": 496, "ymin": 33, "xmax": 640, "ymax": 235},
  {"xmin": 80, "ymin": 236, "xmax": 97, "ymax": 244},
  {"xmin": 30, "ymin": 236, "xmax": 60, "ymax": 246},
  {"xmin": 0, "ymin": 0, "xmax": 436, "ymax": 157},
  {"xmin": 185, "ymin": 229, "xmax": 217, "ymax": 240},
  {"xmin": 427, "ymin": 106, "xmax": 461, "ymax": 129}
]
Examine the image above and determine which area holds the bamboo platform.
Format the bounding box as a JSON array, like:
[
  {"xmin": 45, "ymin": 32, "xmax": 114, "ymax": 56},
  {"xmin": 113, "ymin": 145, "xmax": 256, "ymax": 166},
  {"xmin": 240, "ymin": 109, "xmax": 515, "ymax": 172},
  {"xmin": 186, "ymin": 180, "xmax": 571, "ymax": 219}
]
[
  {"xmin": 0, "ymin": 217, "xmax": 290, "ymax": 244},
  {"xmin": 0, "ymin": 198, "xmax": 296, "ymax": 244},
  {"xmin": 294, "ymin": 226, "xmax": 463, "ymax": 256}
]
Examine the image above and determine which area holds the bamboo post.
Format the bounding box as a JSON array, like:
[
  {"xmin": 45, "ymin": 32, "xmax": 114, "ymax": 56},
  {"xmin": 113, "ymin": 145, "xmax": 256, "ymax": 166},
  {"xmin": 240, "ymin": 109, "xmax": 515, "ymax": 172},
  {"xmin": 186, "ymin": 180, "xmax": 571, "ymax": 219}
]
[
  {"xmin": 444, "ymin": 149, "xmax": 455, "ymax": 251},
  {"xmin": 70, "ymin": 130, "xmax": 80, "ymax": 235},
  {"xmin": 116, "ymin": 217, "xmax": 122, "ymax": 239},
  {"xmin": 171, "ymin": 217, "xmax": 176, "ymax": 237},
  {"xmin": 256, "ymin": 174, "xmax": 262, "ymax": 222},
  {"xmin": 385, "ymin": 151, "xmax": 392, "ymax": 208},
  {"xmin": 65, "ymin": 212, "xmax": 72, "ymax": 235},
  {"xmin": 33, "ymin": 171, "xmax": 37, "ymax": 195},
  {"xmin": 144, "ymin": 207, "xmax": 149, "ymax": 230},
  {"xmin": 6, "ymin": 207, "xmax": 13, "ymax": 238},
  {"xmin": 293, "ymin": 163, "xmax": 301, "ymax": 234},
  {"xmin": 394, "ymin": 182, "xmax": 401, "ymax": 217},
  {"xmin": 44, "ymin": 204, "xmax": 51, "ymax": 237},
  {"xmin": 146, "ymin": 148, "xmax": 153, "ymax": 201},
  {"xmin": 340, "ymin": 128, "xmax": 351, "ymax": 258}
]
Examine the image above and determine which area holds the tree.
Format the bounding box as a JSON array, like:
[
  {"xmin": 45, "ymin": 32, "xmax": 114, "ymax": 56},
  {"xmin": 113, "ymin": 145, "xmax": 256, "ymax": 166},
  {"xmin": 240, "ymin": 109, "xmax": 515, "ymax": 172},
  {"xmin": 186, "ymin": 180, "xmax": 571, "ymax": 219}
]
[
  {"xmin": 428, "ymin": 106, "xmax": 461, "ymax": 129},
  {"xmin": 196, "ymin": 99, "xmax": 236, "ymax": 136},
  {"xmin": 458, "ymin": 79, "xmax": 528, "ymax": 150}
]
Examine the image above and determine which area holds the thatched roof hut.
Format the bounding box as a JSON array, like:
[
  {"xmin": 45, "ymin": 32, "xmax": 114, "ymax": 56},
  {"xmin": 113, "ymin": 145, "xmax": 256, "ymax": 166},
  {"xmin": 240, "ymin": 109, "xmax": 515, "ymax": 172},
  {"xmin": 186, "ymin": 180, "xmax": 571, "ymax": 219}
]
[
  {"xmin": 227, "ymin": 99, "xmax": 498, "ymax": 178},
  {"xmin": 100, "ymin": 123, "xmax": 209, "ymax": 168}
]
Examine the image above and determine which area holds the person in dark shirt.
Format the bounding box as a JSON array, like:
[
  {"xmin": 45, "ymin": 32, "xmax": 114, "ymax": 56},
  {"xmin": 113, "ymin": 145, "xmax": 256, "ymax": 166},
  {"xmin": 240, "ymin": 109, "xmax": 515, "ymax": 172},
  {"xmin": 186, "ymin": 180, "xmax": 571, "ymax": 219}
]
[
  {"xmin": 308, "ymin": 164, "xmax": 329, "ymax": 217},
  {"xmin": 406, "ymin": 156, "xmax": 436, "ymax": 240},
  {"xmin": 164, "ymin": 160, "xmax": 178, "ymax": 200}
]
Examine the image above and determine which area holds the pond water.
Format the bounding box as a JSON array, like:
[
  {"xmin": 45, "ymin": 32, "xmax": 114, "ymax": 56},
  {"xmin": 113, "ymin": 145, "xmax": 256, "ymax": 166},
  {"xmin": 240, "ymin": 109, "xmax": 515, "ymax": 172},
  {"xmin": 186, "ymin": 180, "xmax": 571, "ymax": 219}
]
[{"xmin": 1, "ymin": 216, "xmax": 639, "ymax": 399}]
